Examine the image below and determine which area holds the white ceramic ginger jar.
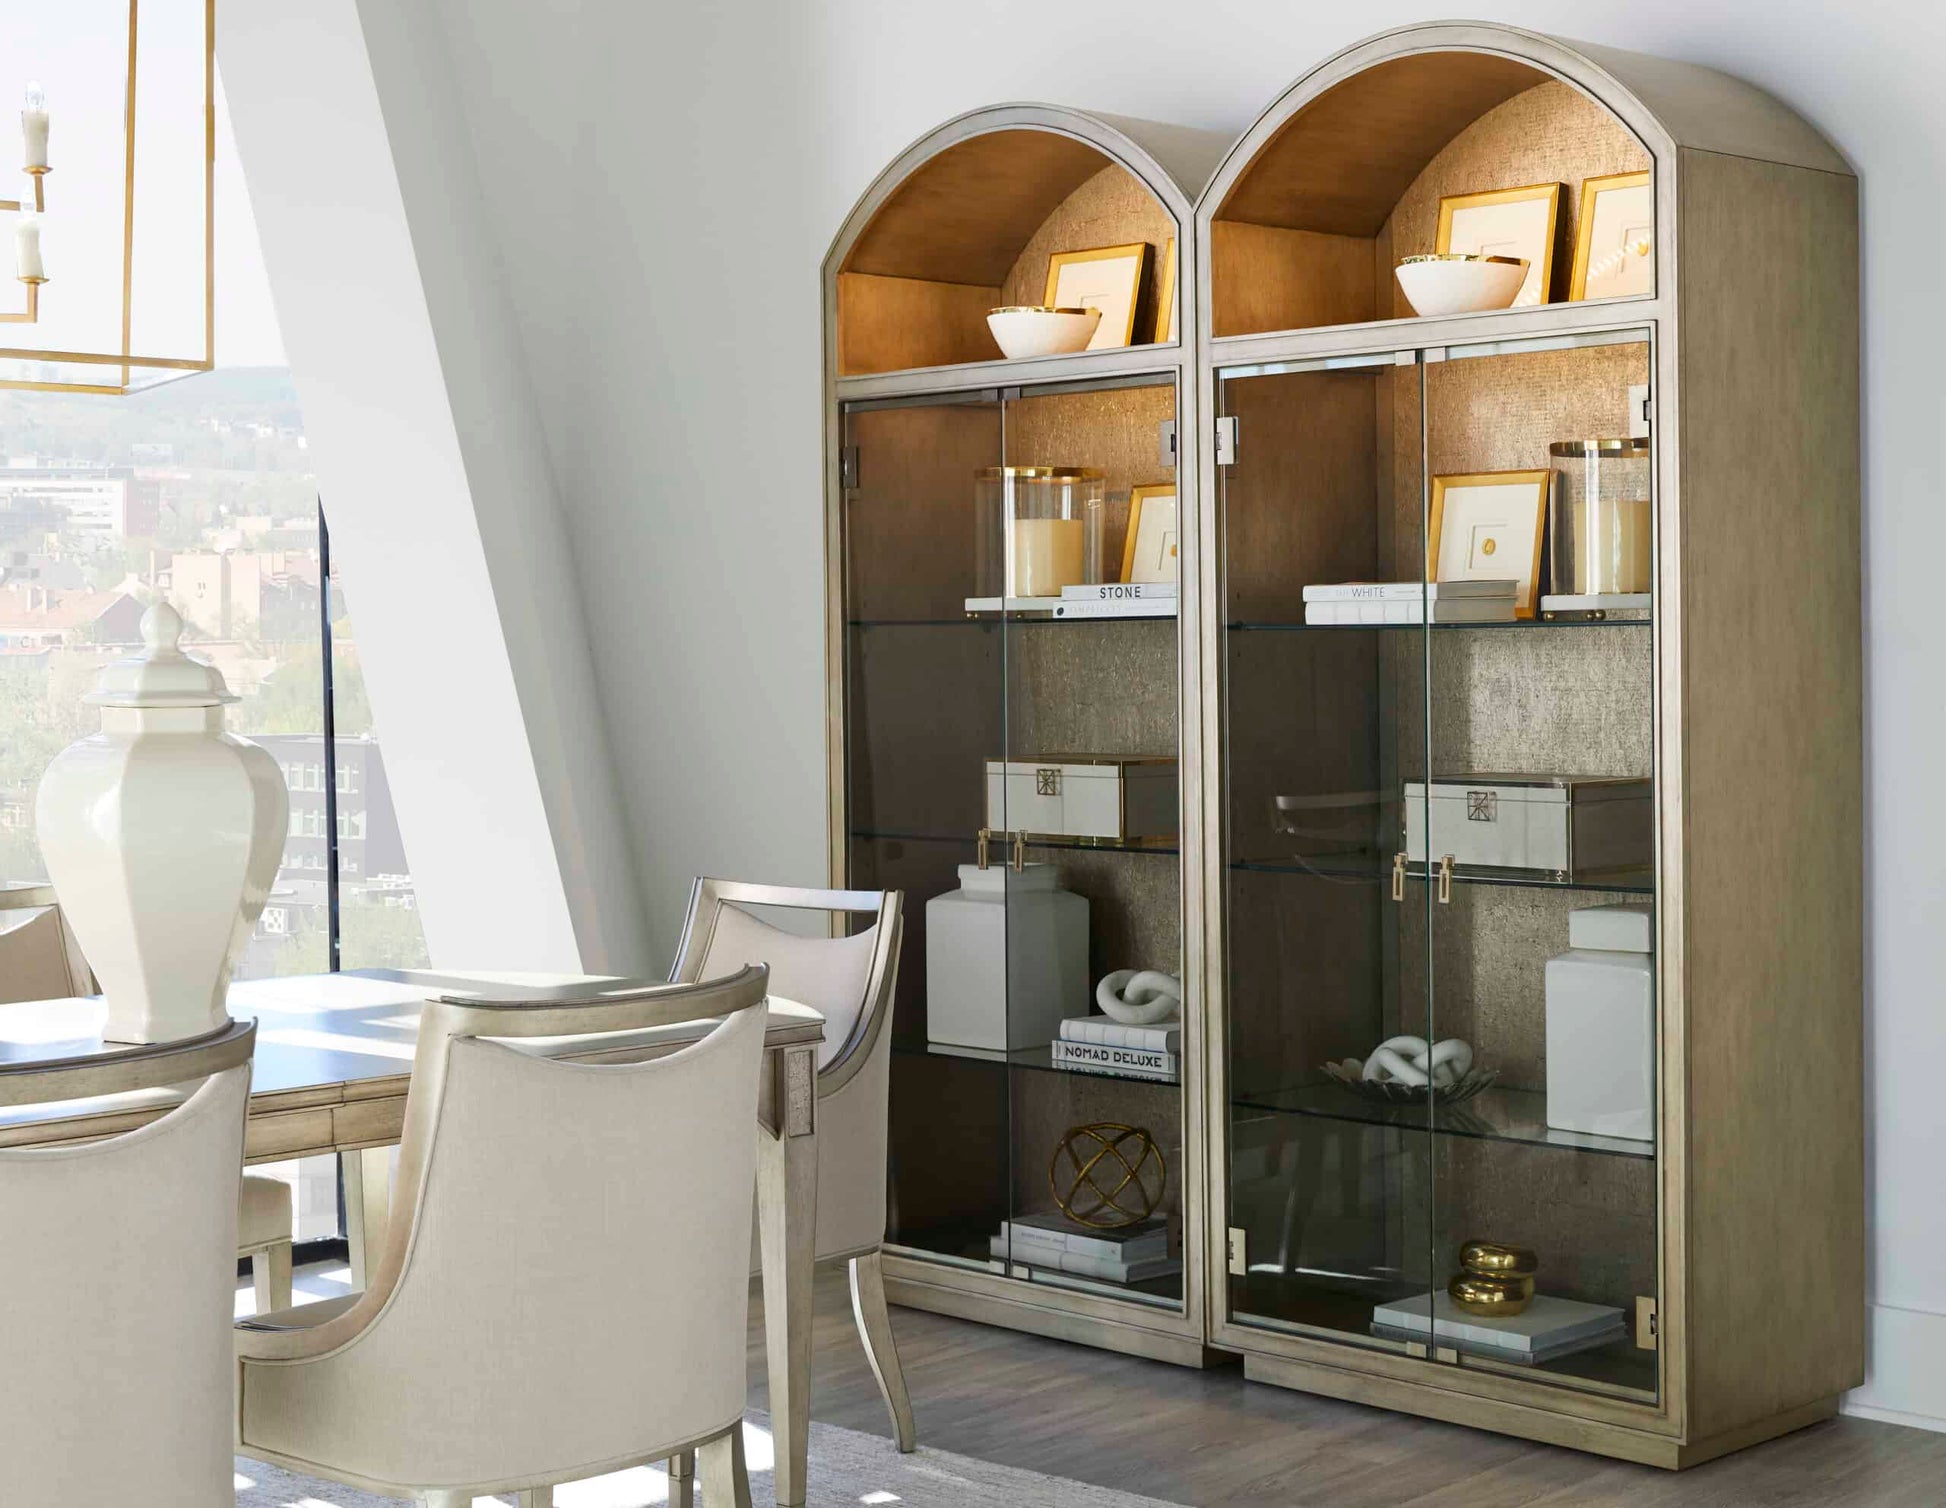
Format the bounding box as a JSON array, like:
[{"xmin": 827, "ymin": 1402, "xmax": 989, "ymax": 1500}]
[{"xmin": 35, "ymin": 602, "xmax": 288, "ymax": 1043}]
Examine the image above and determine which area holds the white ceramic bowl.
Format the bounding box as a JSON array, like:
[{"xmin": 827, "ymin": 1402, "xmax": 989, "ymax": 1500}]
[
  {"xmin": 1394, "ymin": 255, "xmax": 1529, "ymax": 317},
  {"xmin": 987, "ymin": 306, "xmax": 1103, "ymax": 359}
]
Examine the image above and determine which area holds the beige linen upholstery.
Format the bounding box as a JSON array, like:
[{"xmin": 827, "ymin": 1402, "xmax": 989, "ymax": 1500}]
[
  {"xmin": 235, "ymin": 965, "xmax": 771, "ymax": 1506},
  {"xmin": 671, "ymin": 879, "xmax": 915, "ymax": 1452},
  {"xmin": 0, "ymin": 886, "xmax": 295, "ymax": 1313},
  {"xmin": 0, "ymin": 1027, "xmax": 255, "ymax": 1508}
]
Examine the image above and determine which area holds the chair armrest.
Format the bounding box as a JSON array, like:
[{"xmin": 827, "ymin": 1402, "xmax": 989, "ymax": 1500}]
[{"xmin": 234, "ymin": 1292, "xmax": 370, "ymax": 1360}]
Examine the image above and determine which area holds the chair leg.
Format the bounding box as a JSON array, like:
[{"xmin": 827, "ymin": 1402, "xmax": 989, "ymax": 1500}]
[
  {"xmin": 250, "ymin": 1240, "xmax": 293, "ymax": 1313},
  {"xmin": 849, "ymin": 1250, "xmax": 917, "ymax": 1451},
  {"xmin": 515, "ymin": 1490, "xmax": 553, "ymax": 1507},
  {"xmin": 415, "ymin": 1494, "xmax": 469, "ymax": 1507},
  {"xmin": 698, "ymin": 1424, "xmax": 751, "ymax": 1508},
  {"xmin": 668, "ymin": 1447, "xmax": 696, "ymax": 1508}
]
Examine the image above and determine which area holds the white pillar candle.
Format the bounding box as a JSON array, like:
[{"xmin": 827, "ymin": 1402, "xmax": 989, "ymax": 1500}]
[
  {"xmin": 15, "ymin": 216, "xmax": 44, "ymax": 281},
  {"xmin": 22, "ymin": 84, "xmax": 48, "ymax": 171}
]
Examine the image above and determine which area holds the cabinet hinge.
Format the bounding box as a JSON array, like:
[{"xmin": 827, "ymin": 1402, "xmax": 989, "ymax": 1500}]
[
  {"xmin": 839, "ymin": 445, "xmax": 859, "ymax": 489},
  {"xmin": 1628, "ymin": 383, "xmax": 1653, "ymax": 439},
  {"xmin": 1158, "ymin": 419, "xmax": 1177, "ymax": 469},
  {"xmin": 1227, "ymin": 1226, "xmax": 1247, "ymax": 1276},
  {"xmin": 1215, "ymin": 415, "xmax": 1238, "ymax": 467},
  {"xmin": 1635, "ymin": 1295, "xmax": 1659, "ymax": 1350}
]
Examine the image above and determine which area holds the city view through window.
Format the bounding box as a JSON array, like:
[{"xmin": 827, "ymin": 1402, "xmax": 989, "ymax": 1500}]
[{"xmin": 0, "ymin": 370, "xmax": 429, "ymax": 977}]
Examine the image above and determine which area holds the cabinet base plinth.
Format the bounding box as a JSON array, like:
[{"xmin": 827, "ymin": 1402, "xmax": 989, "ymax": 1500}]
[{"xmin": 1242, "ymin": 1352, "xmax": 1838, "ymax": 1469}]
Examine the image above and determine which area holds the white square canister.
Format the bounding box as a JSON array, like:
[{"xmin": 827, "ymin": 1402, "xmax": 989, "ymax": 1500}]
[
  {"xmin": 925, "ymin": 863, "xmax": 1089, "ymax": 1052},
  {"xmin": 1545, "ymin": 902, "xmax": 1655, "ymax": 1143},
  {"xmin": 984, "ymin": 756, "xmax": 1177, "ymax": 842}
]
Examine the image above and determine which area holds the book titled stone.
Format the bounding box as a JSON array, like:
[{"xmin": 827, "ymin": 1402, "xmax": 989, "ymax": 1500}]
[
  {"xmin": 1052, "ymin": 597, "xmax": 1177, "ymax": 619},
  {"xmin": 1059, "ymin": 1013, "xmax": 1182, "ymax": 1053},
  {"xmin": 1050, "ymin": 1040, "xmax": 1178, "ymax": 1080},
  {"xmin": 1061, "ymin": 581, "xmax": 1177, "ymax": 600}
]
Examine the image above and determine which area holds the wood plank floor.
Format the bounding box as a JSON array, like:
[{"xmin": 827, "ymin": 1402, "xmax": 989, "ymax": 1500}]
[{"xmin": 749, "ymin": 1270, "xmax": 1946, "ymax": 1506}]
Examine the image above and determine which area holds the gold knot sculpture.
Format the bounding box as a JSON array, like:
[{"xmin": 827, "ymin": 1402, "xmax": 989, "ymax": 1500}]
[
  {"xmin": 1050, "ymin": 1122, "xmax": 1166, "ymax": 1230},
  {"xmin": 1448, "ymin": 1239, "xmax": 1539, "ymax": 1317}
]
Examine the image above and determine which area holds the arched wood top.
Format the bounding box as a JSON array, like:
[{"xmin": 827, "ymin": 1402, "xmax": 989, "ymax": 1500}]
[
  {"xmin": 1206, "ymin": 21, "xmax": 1849, "ymax": 233},
  {"xmin": 829, "ymin": 104, "xmax": 1228, "ymax": 288}
]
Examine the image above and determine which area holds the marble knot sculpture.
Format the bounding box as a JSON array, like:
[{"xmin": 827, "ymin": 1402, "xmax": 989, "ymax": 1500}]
[
  {"xmin": 1095, "ymin": 969, "xmax": 1182, "ymax": 1025},
  {"xmin": 1357, "ymin": 1035, "xmax": 1474, "ymax": 1088}
]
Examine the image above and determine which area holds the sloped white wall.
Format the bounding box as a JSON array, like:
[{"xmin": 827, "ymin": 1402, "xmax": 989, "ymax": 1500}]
[{"xmin": 230, "ymin": 0, "xmax": 1945, "ymax": 1429}]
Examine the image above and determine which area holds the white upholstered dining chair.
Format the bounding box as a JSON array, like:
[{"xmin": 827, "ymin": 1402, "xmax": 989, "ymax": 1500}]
[
  {"xmin": 670, "ymin": 878, "xmax": 916, "ymax": 1452},
  {"xmin": 0, "ymin": 881, "xmax": 295, "ymax": 1313},
  {"xmin": 0, "ymin": 1019, "xmax": 258, "ymax": 1508},
  {"xmin": 234, "ymin": 964, "xmax": 773, "ymax": 1508}
]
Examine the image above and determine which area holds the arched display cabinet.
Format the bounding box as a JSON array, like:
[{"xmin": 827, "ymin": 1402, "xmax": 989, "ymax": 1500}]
[
  {"xmin": 821, "ymin": 24, "xmax": 1860, "ymax": 1467},
  {"xmin": 823, "ymin": 105, "xmax": 1230, "ymax": 1365},
  {"xmin": 1194, "ymin": 24, "xmax": 1859, "ymax": 1465}
]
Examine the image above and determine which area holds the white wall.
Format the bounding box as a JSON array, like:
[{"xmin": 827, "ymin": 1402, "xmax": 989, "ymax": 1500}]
[{"xmin": 244, "ymin": 0, "xmax": 1946, "ymax": 1428}]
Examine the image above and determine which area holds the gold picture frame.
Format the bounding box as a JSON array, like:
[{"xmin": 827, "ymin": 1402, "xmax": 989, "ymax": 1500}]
[
  {"xmin": 1428, "ymin": 470, "xmax": 1552, "ymax": 618},
  {"xmin": 1122, "ymin": 483, "xmax": 1179, "ymax": 584},
  {"xmin": 1152, "ymin": 237, "xmax": 1177, "ymax": 344},
  {"xmin": 1436, "ymin": 183, "xmax": 1564, "ymax": 307},
  {"xmin": 1045, "ymin": 242, "xmax": 1153, "ymax": 350},
  {"xmin": 1570, "ymin": 170, "xmax": 1654, "ymax": 301}
]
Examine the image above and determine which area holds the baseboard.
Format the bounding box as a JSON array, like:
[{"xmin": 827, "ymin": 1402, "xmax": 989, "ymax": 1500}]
[{"xmin": 1842, "ymin": 1300, "xmax": 1946, "ymax": 1434}]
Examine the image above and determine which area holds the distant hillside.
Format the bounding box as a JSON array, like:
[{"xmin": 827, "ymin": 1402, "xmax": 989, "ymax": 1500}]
[{"xmin": 0, "ymin": 366, "xmax": 311, "ymax": 474}]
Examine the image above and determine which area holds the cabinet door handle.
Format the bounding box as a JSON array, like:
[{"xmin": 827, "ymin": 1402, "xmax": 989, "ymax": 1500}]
[
  {"xmin": 1391, "ymin": 852, "xmax": 1407, "ymax": 902},
  {"xmin": 977, "ymin": 828, "xmax": 992, "ymax": 870},
  {"xmin": 1012, "ymin": 830, "xmax": 1027, "ymax": 873},
  {"xmin": 1437, "ymin": 854, "xmax": 1455, "ymax": 905}
]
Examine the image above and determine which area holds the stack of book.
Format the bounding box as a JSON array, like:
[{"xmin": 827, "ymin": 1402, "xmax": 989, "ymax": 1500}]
[
  {"xmin": 1303, "ymin": 579, "xmax": 1517, "ymax": 624},
  {"xmin": 990, "ymin": 1212, "xmax": 1180, "ymax": 1284},
  {"xmin": 1370, "ymin": 1291, "xmax": 1627, "ymax": 1364},
  {"xmin": 1052, "ymin": 1013, "xmax": 1180, "ymax": 1081}
]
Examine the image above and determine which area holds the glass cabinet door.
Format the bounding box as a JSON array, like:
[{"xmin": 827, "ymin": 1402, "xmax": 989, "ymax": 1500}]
[
  {"xmin": 1219, "ymin": 330, "xmax": 1661, "ymax": 1403},
  {"xmin": 1218, "ymin": 351, "xmax": 1437, "ymax": 1348},
  {"xmin": 1420, "ymin": 334, "xmax": 1659, "ymax": 1401},
  {"xmin": 844, "ymin": 392, "xmax": 1010, "ymax": 1271},
  {"xmin": 994, "ymin": 375, "xmax": 1185, "ymax": 1310},
  {"xmin": 851, "ymin": 374, "xmax": 1187, "ymax": 1315}
]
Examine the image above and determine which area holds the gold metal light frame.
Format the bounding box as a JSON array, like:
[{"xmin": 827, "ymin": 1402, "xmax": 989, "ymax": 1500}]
[{"xmin": 0, "ymin": 0, "xmax": 215, "ymax": 394}]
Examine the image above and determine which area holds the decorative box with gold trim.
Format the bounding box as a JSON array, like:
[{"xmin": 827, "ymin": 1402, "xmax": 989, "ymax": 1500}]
[{"xmin": 985, "ymin": 756, "xmax": 1178, "ymax": 843}]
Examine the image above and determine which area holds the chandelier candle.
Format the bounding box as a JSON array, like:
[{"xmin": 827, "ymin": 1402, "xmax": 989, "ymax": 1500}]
[
  {"xmin": 22, "ymin": 83, "xmax": 48, "ymax": 171},
  {"xmin": 14, "ymin": 213, "xmax": 43, "ymax": 281}
]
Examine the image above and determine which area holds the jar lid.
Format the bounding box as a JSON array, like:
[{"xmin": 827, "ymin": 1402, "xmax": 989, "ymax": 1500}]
[
  {"xmin": 84, "ymin": 601, "xmax": 239, "ymax": 707},
  {"xmin": 1548, "ymin": 437, "xmax": 1650, "ymax": 457},
  {"xmin": 974, "ymin": 466, "xmax": 1103, "ymax": 479}
]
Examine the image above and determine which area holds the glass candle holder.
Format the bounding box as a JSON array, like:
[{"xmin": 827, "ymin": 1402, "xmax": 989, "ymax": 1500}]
[
  {"xmin": 974, "ymin": 466, "xmax": 1105, "ymax": 599},
  {"xmin": 1548, "ymin": 438, "xmax": 1652, "ymax": 596}
]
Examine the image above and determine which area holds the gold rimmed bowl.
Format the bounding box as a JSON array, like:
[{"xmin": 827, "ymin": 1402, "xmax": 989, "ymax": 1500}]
[
  {"xmin": 1394, "ymin": 253, "xmax": 1528, "ymax": 317},
  {"xmin": 987, "ymin": 305, "xmax": 1102, "ymax": 359}
]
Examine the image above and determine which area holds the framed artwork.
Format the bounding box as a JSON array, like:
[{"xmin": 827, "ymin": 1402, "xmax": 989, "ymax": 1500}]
[
  {"xmin": 1153, "ymin": 238, "xmax": 1177, "ymax": 344},
  {"xmin": 1436, "ymin": 183, "xmax": 1564, "ymax": 307},
  {"xmin": 1428, "ymin": 470, "xmax": 1551, "ymax": 618},
  {"xmin": 1122, "ymin": 484, "xmax": 1178, "ymax": 583},
  {"xmin": 1046, "ymin": 242, "xmax": 1152, "ymax": 350},
  {"xmin": 1571, "ymin": 171, "xmax": 1654, "ymax": 301}
]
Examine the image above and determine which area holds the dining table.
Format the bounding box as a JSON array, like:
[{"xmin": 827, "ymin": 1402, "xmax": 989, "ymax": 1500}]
[{"xmin": 0, "ymin": 967, "xmax": 826, "ymax": 1508}]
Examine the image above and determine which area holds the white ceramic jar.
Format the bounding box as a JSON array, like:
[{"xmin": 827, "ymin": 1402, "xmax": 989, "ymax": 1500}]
[
  {"xmin": 35, "ymin": 602, "xmax": 288, "ymax": 1043},
  {"xmin": 925, "ymin": 862, "xmax": 1088, "ymax": 1051}
]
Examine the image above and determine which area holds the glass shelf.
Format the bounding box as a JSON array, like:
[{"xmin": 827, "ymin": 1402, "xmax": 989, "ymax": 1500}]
[
  {"xmin": 854, "ymin": 829, "xmax": 1179, "ymax": 857},
  {"xmin": 1227, "ymin": 617, "xmax": 1647, "ymax": 633},
  {"xmin": 1229, "ymin": 856, "xmax": 1654, "ymax": 896},
  {"xmin": 895, "ymin": 1038, "xmax": 1181, "ymax": 1089},
  {"xmin": 1234, "ymin": 1080, "xmax": 1654, "ymax": 1161},
  {"xmin": 848, "ymin": 615, "xmax": 1177, "ymax": 629}
]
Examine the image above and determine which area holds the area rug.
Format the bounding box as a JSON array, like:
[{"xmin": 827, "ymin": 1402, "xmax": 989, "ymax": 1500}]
[{"xmin": 233, "ymin": 1412, "xmax": 1180, "ymax": 1507}]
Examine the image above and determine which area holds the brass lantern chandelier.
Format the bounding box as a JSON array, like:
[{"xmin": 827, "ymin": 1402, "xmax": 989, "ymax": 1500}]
[{"xmin": 1, "ymin": 0, "xmax": 214, "ymax": 394}]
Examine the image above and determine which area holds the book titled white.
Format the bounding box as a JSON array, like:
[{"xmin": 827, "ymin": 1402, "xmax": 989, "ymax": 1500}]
[
  {"xmin": 1305, "ymin": 598, "xmax": 1517, "ymax": 626},
  {"xmin": 1059, "ymin": 1013, "xmax": 1182, "ymax": 1053},
  {"xmin": 1061, "ymin": 581, "xmax": 1177, "ymax": 601},
  {"xmin": 1050, "ymin": 1040, "xmax": 1178, "ymax": 1079},
  {"xmin": 1302, "ymin": 579, "xmax": 1517, "ymax": 603}
]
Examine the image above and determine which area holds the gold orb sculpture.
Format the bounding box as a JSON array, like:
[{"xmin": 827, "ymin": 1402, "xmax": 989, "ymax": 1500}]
[{"xmin": 1049, "ymin": 1122, "xmax": 1166, "ymax": 1230}]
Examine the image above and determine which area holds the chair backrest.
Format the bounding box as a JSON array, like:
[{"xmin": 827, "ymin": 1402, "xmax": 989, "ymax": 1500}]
[
  {"xmin": 0, "ymin": 1022, "xmax": 255, "ymax": 1508},
  {"xmin": 670, "ymin": 879, "xmax": 902, "ymax": 1087},
  {"xmin": 0, "ymin": 883, "xmax": 94, "ymax": 1004},
  {"xmin": 235, "ymin": 967, "xmax": 770, "ymax": 1491}
]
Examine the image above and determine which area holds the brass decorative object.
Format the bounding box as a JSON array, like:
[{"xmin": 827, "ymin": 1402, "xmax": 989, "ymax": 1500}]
[
  {"xmin": 1449, "ymin": 1239, "xmax": 1539, "ymax": 1317},
  {"xmin": 1050, "ymin": 1122, "xmax": 1166, "ymax": 1230}
]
